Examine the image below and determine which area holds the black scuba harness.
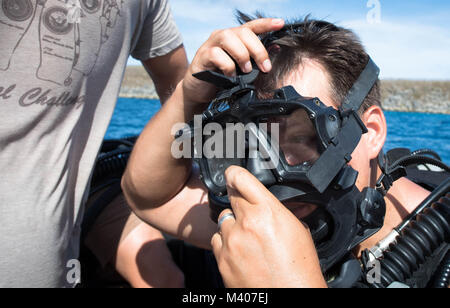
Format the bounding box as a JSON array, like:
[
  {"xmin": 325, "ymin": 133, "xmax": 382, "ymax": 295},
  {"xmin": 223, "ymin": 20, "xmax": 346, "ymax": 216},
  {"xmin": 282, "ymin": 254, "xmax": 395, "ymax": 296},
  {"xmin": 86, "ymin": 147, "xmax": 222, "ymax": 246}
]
[{"xmin": 357, "ymin": 150, "xmax": 450, "ymax": 289}]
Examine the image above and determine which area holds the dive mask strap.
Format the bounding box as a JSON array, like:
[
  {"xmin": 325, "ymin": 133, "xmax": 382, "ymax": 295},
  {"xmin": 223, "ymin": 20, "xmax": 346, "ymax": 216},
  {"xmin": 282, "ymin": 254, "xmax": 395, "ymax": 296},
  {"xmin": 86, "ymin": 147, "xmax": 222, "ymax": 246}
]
[
  {"xmin": 341, "ymin": 57, "xmax": 393, "ymax": 195},
  {"xmin": 305, "ymin": 58, "xmax": 380, "ymax": 193},
  {"xmin": 341, "ymin": 58, "xmax": 380, "ymax": 112},
  {"xmin": 375, "ymin": 150, "xmax": 408, "ymax": 196},
  {"xmin": 193, "ymin": 64, "xmax": 260, "ymax": 102},
  {"xmin": 193, "ymin": 69, "xmax": 260, "ymax": 90},
  {"xmin": 376, "ymin": 166, "xmax": 407, "ymax": 196},
  {"xmin": 377, "ymin": 150, "xmax": 388, "ymax": 175}
]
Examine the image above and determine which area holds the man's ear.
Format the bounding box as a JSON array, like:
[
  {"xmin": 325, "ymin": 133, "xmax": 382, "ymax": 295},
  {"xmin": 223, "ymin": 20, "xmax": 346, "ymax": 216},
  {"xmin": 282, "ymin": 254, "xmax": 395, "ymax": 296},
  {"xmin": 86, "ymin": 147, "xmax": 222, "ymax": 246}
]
[{"xmin": 361, "ymin": 106, "xmax": 387, "ymax": 160}]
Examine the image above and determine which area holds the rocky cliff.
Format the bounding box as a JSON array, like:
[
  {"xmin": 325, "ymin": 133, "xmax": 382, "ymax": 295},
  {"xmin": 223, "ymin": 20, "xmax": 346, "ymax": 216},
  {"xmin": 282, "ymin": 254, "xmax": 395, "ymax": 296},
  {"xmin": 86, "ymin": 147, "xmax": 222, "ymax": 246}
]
[{"xmin": 120, "ymin": 66, "xmax": 450, "ymax": 114}]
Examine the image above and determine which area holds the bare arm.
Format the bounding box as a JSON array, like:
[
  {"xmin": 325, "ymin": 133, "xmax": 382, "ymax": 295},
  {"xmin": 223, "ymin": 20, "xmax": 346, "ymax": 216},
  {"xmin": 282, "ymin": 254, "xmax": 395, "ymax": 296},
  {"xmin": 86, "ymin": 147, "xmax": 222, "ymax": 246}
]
[
  {"xmin": 131, "ymin": 167, "xmax": 218, "ymax": 250},
  {"xmin": 122, "ymin": 48, "xmax": 188, "ymax": 208},
  {"xmin": 142, "ymin": 45, "xmax": 188, "ymax": 104},
  {"xmin": 122, "ymin": 82, "xmax": 196, "ymax": 209}
]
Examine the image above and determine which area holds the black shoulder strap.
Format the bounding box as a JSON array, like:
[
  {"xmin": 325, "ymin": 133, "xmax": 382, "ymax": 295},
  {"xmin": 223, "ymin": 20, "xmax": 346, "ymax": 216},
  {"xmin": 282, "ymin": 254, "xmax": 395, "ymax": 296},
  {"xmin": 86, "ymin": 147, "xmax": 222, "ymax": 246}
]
[
  {"xmin": 342, "ymin": 58, "xmax": 380, "ymax": 112},
  {"xmin": 376, "ymin": 147, "xmax": 450, "ymax": 194},
  {"xmin": 406, "ymin": 169, "xmax": 450, "ymax": 191}
]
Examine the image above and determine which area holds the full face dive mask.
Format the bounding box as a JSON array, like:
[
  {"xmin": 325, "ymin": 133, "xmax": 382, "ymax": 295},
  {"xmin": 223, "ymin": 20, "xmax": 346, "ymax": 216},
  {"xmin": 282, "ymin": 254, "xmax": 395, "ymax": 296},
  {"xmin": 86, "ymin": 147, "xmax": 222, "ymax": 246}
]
[{"xmin": 177, "ymin": 56, "xmax": 386, "ymax": 271}]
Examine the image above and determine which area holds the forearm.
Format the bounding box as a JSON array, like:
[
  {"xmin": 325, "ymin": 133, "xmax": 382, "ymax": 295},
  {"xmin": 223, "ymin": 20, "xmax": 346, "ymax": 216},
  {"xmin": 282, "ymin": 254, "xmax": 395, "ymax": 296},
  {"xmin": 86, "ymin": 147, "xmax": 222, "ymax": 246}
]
[
  {"xmin": 122, "ymin": 81, "xmax": 196, "ymax": 210},
  {"xmin": 126, "ymin": 169, "xmax": 217, "ymax": 251}
]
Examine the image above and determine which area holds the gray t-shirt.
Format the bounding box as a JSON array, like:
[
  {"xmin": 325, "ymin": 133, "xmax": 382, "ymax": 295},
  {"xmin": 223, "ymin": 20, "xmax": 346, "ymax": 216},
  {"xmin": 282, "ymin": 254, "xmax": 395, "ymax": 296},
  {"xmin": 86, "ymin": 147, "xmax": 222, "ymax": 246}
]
[{"xmin": 0, "ymin": 0, "xmax": 183, "ymax": 287}]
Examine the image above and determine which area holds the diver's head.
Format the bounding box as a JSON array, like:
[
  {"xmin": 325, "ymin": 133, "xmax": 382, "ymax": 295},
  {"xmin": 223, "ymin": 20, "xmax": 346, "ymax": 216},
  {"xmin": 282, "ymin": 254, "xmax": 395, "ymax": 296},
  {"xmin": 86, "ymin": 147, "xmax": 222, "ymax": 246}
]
[{"xmin": 238, "ymin": 12, "xmax": 387, "ymax": 193}]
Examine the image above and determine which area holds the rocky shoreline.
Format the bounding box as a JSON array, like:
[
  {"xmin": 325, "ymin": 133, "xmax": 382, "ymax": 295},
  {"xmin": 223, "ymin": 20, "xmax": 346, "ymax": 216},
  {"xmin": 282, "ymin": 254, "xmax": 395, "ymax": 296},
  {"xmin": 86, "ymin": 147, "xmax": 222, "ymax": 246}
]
[
  {"xmin": 380, "ymin": 80, "xmax": 450, "ymax": 114},
  {"xmin": 120, "ymin": 66, "xmax": 450, "ymax": 114}
]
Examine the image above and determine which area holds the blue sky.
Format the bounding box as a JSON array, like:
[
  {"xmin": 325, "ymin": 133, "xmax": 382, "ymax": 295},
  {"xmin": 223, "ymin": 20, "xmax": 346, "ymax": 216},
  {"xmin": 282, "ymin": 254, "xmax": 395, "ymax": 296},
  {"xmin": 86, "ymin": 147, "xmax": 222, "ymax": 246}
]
[{"xmin": 128, "ymin": 0, "xmax": 450, "ymax": 80}]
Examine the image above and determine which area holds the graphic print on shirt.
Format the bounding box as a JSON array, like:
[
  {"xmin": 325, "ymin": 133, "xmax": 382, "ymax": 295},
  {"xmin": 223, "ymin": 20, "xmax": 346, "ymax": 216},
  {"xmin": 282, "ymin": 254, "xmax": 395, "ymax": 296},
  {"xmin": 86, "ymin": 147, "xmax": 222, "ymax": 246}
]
[
  {"xmin": 37, "ymin": 0, "xmax": 76, "ymax": 85},
  {"xmin": 99, "ymin": 0, "xmax": 121, "ymax": 43},
  {"xmin": 0, "ymin": 0, "xmax": 38, "ymax": 71},
  {"xmin": 0, "ymin": 0, "xmax": 123, "ymax": 86},
  {"xmin": 72, "ymin": 0, "xmax": 123, "ymax": 78},
  {"xmin": 37, "ymin": 0, "xmax": 123, "ymax": 86}
]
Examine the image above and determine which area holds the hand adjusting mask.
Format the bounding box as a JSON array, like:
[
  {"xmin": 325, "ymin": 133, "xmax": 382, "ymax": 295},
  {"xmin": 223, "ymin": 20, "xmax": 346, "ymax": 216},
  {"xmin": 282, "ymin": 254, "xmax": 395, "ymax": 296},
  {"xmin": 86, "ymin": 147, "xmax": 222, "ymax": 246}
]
[{"xmin": 177, "ymin": 53, "xmax": 385, "ymax": 271}]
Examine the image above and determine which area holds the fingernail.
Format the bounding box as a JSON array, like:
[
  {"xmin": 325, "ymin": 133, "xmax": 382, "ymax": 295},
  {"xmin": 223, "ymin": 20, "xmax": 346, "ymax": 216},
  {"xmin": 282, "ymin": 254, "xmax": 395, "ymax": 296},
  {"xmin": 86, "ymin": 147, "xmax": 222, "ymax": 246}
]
[
  {"xmin": 244, "ymin": 61, "xmax": 252, "ymax": 73},
  {"xmin": 262, "ymin": 59, "xmax": 272, "ymax": 72},
  {"xmin": 272, "ymin": 18, "xmax": 284, "ymax": 26}
]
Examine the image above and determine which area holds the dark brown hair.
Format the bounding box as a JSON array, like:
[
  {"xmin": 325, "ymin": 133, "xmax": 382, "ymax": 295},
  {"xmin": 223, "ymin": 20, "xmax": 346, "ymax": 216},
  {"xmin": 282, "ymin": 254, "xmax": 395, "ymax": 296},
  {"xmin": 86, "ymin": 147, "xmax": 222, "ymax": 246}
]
[{"xmin": 237, "ymin": 11, "xmax": 381, "ymax": 114}]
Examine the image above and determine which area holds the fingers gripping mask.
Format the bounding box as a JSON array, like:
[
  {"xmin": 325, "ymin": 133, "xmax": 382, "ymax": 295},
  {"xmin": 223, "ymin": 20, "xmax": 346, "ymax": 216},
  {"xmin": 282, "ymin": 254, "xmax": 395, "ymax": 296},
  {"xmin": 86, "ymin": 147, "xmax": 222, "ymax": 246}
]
[{"xmin": 177, "ymin": 56, "xmax": 386, "ymax": 271}]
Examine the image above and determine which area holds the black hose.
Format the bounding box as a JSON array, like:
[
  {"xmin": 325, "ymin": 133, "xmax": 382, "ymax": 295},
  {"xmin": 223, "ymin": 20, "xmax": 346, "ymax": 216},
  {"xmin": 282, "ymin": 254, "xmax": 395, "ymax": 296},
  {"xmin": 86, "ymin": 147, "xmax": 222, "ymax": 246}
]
[
  {"xmin": 91, "ymin": 149, "xmax": 131, "ymax": 186},
  {"xmin": 411, "ymin": 149, "xmax": 442, "ymax": 162},
  {"xmin": 89, "ymin": 137, "xmax": 137, "ymax": 198},
  {"xmin": 372, "ymin": 193, "xmax": 450, "ymax": 288},
  {"xmin": 102, "ymin": 139, "xmax": 134, "ymax": 150},
  {"xmin": 430, "ymin": 250, "xmax": 450, "ymax": 288},
  {"xmin": 397, "ymin": 179, "xmax": 450, "ymax": 232},
  {"xmin": 389, "ymin": 155, "xmax": 450, "ymax": 174}
]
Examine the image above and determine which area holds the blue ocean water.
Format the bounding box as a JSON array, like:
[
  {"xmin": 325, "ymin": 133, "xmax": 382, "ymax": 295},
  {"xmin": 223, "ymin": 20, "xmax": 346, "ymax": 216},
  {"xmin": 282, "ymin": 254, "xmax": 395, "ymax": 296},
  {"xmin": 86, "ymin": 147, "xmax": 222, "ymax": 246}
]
[{"xmin": 106, "ymin": 98, "xmax": 450, "ymax": 164}]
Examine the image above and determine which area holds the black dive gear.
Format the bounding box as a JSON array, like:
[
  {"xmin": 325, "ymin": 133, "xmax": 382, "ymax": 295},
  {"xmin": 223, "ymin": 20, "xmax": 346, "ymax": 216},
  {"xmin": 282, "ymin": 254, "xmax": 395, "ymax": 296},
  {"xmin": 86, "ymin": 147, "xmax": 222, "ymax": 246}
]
[
  {"xmin": 362, "ymin": 179, "xmax": 450, "ymax": 288},
  {"xmin": 359, "ymin": 147, "xmax": 450, "ymax": 288},
  {"xmin": 326, "ymin": 149, "xmax": 449, "ymax": 288},
  {"xmin": 178, "ymin": 57, "xmax": 384, "ymax": 271}
]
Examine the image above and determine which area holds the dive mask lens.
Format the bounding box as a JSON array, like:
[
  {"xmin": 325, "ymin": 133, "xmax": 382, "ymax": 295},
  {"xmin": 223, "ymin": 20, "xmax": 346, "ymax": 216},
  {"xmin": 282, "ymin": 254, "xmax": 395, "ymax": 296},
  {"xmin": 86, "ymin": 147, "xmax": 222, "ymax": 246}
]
[{"xmin": 261, "ymin": 108, "xmax": 321, "ymax": 167}]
